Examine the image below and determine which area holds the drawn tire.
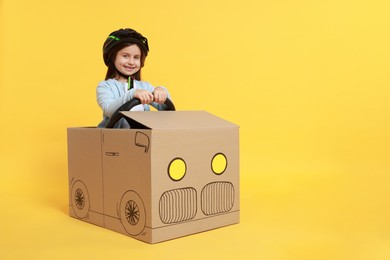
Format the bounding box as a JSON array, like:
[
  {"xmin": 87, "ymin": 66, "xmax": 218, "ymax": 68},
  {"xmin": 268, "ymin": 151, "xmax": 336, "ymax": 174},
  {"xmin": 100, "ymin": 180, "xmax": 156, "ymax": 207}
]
[
  {"xmin": 71, "ymin": 180, "xmax": 90, "ymax": 219},
  {"xmin": 120, "ymin": 190, "xmax": 146, "ymax": 236}
]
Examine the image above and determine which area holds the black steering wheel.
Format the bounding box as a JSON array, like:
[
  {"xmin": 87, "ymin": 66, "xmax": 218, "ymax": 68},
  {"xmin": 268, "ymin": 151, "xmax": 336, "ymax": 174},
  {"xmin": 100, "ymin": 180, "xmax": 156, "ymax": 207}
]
[{"xmin": 106, "ymin": 98, "xmax": 175, "ymax": 128}]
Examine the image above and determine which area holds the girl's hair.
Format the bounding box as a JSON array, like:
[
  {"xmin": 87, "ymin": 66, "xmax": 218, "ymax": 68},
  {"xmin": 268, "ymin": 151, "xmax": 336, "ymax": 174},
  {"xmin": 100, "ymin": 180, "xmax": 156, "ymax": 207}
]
[{"xmin": 104, "ymin": 41, "xmax": 147, "ymax": 80}]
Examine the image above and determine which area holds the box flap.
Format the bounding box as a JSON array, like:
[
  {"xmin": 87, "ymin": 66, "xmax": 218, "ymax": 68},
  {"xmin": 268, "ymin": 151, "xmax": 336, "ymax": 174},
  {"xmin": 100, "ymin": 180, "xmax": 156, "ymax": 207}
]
[{"xmin": 120, "ymin": 111, "xmax": 238, "ymax": 130}]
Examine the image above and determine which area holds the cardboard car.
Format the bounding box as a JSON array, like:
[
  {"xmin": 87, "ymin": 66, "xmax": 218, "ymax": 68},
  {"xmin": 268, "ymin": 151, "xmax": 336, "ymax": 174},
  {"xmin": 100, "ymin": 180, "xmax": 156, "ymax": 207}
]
[{"xmin": 67, "ymin": 99, "xmax": 240, "ymax": 243}]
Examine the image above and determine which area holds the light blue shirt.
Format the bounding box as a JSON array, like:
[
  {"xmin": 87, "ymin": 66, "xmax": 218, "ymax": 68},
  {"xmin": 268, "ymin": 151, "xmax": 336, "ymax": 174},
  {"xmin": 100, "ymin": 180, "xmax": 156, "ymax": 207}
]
[{"xmin": 96, "ymin": 78, "xmax": 171, "ymax": 128}]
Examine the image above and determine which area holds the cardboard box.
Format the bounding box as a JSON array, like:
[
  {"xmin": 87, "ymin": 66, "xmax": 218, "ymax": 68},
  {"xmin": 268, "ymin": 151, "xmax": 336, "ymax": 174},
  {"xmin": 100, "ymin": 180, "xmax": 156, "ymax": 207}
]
[{"xmin": 67, "ymin": 111, "xmax": 239, "ymax": 244}]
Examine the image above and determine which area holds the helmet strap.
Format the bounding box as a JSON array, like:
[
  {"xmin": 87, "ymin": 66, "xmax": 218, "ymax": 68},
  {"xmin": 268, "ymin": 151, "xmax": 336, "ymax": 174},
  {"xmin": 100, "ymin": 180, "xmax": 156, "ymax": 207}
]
[
  {"xmin": 115, "ymin": 67, "xmax": 129, "ymax": 80},
  {"xmin": 114, "ymin": 68, "xmax": 134, "ymax": 90}
]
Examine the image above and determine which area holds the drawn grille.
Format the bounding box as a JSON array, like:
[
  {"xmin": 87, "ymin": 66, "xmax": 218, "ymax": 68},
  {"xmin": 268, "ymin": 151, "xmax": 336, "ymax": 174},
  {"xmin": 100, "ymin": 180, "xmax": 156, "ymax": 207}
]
[
  {"xmin": 159, "ymin": 187, "xmax": 197, "ymax": 224},
  {"xmin": 201, "ymin": 182, "xmax": 235, "ymax": 215}
]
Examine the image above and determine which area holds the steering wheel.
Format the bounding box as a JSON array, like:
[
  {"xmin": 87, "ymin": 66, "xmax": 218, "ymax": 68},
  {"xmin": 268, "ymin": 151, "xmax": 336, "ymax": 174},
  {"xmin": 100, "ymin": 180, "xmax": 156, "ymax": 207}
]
[{"xmin": 106, "ymin": 98, "xmax": 175, "ymax": 128}]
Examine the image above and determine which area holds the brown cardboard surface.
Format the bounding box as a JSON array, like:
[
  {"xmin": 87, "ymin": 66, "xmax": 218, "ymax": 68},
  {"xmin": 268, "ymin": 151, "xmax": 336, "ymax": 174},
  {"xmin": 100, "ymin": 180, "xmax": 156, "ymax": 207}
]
[
  {"xmin": 67, "ymin": 128, "xmax": 104, "ymax": 227},
  {"xmin": 67, "ymin": 111, "xmax": 239, "ymax": 243},
  {"xmin": 120, "ymin": 110, "xmax": 237, "ymax": 130}
]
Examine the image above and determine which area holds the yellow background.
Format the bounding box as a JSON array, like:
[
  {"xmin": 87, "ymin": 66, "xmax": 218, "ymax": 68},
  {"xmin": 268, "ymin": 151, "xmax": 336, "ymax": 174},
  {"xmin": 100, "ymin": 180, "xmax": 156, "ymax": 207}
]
[{"xmin": 1, "ymin": 0, "xmax": 390, "ymax": 259}]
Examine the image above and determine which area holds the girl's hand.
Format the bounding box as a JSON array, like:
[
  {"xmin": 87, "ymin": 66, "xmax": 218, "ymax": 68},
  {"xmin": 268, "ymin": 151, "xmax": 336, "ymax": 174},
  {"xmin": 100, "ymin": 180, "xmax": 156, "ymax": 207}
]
[
  {"xmin": 153, "ymin": 87, "xmax": 168, "ymax": 104},
  {"xmin": 134, "ymin": 89, "xmax": 154, "ymax": 104}
]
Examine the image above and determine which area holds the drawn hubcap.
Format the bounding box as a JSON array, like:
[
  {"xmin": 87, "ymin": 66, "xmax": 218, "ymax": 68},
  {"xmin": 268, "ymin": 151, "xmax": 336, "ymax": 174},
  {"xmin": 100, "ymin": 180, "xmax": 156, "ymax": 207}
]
[
  {"xmin": 125, "ymin": 200, "xmax": 140, "ymax": 225},
  {"xmin": 75, "ymin": 188, "xmax": 85, "ymax": 210}
]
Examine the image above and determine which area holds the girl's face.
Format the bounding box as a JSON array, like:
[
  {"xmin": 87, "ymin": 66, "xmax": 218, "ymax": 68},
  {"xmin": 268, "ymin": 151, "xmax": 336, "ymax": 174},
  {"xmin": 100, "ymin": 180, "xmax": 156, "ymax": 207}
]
[{"xmin": 114, "ymin": 44, "xmax": 142, "ymax": 79}]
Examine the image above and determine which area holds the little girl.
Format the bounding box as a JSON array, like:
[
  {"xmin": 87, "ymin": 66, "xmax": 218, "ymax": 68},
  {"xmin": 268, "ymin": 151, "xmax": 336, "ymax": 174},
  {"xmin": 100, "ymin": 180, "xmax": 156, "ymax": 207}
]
[{"xmin": 97, "ymin": 28, "xmax": 171, "ymax": 128}]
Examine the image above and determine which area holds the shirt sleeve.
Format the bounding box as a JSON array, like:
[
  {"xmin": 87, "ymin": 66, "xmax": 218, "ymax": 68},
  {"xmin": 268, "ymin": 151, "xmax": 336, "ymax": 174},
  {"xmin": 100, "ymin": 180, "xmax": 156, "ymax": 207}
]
[{"xmin": 96, "ymin": 80, "xmax": 136, "ymax": 118}]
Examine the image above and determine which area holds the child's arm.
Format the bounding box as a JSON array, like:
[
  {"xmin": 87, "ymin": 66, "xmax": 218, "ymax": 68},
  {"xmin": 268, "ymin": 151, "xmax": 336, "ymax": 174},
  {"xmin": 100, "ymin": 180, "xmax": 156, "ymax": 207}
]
[
  {"xmin": 97, "ymin": 80, "xmax": 172, "ymax": 117},
  {"xmin": 97, "ymin": 80, "xmax": 137, "ymax": 118}
]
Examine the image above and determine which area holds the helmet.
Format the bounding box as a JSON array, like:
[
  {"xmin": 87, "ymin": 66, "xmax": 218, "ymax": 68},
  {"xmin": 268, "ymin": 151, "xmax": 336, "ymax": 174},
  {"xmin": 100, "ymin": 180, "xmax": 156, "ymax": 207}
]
[{"xmin": 103, "ymin": 28, "xmax": 149, "ymax": 66}]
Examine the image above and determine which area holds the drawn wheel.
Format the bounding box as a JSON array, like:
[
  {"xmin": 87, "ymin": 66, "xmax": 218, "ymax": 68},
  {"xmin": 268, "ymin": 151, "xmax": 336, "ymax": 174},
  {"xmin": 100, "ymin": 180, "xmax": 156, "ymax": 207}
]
[
  {"xmin": 120, "ymin": 191, "xmax": 146, "ymax": 236},
  {"xmin": 71, "ymin": 180, "xmax": 90, "ymax": 219}
]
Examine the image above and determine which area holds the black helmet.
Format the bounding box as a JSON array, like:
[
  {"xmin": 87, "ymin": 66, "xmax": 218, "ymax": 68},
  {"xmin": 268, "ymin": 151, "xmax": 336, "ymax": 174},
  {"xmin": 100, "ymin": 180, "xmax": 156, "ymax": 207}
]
[{"xmin": 103, "ymin": 28, "xmax": 149, "ymax": 66}]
